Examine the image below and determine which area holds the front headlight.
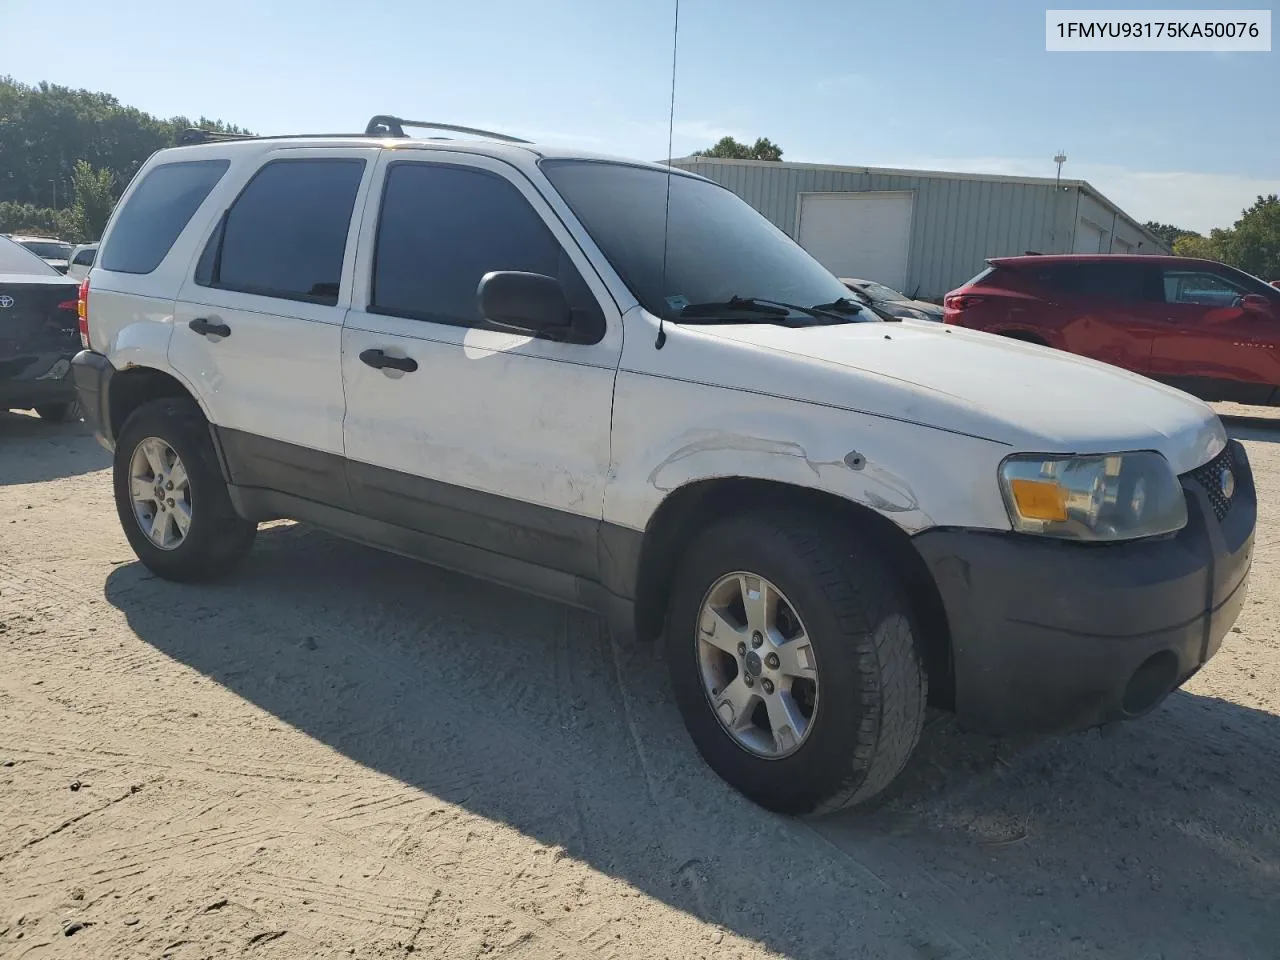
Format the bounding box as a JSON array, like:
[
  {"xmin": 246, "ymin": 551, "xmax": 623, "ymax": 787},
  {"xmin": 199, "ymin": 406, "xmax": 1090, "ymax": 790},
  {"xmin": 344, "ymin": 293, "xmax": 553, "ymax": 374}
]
[{"xmin": 999, "ymin": 451, "xmax": 1187, "ymax": 541}]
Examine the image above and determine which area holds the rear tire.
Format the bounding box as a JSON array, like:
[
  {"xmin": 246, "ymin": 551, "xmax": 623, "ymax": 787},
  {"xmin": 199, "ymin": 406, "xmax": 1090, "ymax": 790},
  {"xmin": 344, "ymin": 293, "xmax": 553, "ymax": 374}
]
[
  {"xmin": 665, "ymin": 511, "xmax": 927, "ymax": 816},
  {"xmin": 113, "ymin": 397, "xmax": 256, "ymax": 582},
  {"xmin": 34, "ymin": 401, "xmax": 79, "ymax": 422}
]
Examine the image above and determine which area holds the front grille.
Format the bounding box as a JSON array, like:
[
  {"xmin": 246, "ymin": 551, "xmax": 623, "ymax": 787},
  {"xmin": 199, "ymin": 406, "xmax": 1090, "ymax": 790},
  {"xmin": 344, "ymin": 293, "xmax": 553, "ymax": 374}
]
[{"xmin": 1185, "ymin": 445, "xmax": 1236, "ymax": 522}]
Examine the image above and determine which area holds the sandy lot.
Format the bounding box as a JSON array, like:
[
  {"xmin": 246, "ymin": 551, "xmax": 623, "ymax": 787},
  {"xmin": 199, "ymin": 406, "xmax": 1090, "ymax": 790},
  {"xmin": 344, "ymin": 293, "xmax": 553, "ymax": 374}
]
[{"xmin": 1, "ymin": 410, "xmax": 1278, "ymax": 960}]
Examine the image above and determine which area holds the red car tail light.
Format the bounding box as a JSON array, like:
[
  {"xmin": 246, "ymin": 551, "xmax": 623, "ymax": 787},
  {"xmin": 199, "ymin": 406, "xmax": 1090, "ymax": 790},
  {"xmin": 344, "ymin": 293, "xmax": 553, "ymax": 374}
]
[{"xmin": 944, "ymin": 294, "xmax": 985, "ymax": 310}]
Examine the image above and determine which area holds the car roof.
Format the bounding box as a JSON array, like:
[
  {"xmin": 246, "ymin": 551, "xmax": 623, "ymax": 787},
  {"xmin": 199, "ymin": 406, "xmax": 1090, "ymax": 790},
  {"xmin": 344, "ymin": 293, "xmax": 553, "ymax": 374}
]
[
  {"xmin": 989, "ymin": 254, "xmax": 1218, "ymax": 269},
  {"xmin": 158, "ymin": 135, "xmax": 707, "ymax": 182},
  {"xmin": 10, "ymin": 235, "xmax": 67, "ymax": 243}
]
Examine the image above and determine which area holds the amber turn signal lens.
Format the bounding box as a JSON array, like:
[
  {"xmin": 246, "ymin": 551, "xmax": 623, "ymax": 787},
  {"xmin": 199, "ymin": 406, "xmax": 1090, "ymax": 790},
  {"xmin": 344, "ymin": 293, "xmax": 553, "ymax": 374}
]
[{"xmin": 1008, "ymin": 478, "xmax": 1068, "ymax": 522}]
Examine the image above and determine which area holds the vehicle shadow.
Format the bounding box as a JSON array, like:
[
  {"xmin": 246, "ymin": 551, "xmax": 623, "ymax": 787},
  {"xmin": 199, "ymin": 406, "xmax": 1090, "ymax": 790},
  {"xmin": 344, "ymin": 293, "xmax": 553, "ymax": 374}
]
[
  {"xmin": 0, "ymin": 410, "xmax": 108, "ymax": 485},
  {"xmin": 103, "ymin": 524, "xmax": 1280, "ymax": 960}
]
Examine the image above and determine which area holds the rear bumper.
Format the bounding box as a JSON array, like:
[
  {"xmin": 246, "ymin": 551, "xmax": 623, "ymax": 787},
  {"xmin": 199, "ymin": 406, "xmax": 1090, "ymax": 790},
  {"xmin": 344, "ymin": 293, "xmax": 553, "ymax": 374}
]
[
  {"xmin": 914, "ymin": 440, "xmax": 1256, "ymax": 736},
  {"xmin": 0, "ymin": 353, "xmax": 78, "ymax": 409},
  {"xmin": 71, "ymin": 349, "xmax": 115, "ymax": 449}
]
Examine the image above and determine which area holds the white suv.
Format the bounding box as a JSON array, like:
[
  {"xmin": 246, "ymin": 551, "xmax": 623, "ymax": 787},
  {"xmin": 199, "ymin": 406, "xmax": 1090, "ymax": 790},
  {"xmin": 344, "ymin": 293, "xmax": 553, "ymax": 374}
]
[{"xmin": 71, "ymin": 116, "xmax": 1255, "ymax": 815}]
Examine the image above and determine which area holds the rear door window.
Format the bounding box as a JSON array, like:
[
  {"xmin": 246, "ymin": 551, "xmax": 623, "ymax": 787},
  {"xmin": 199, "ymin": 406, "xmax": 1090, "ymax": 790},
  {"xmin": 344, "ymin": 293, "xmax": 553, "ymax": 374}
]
[
  {"xmin": 197, "ymin": 158, "xmax": 365, "ymax": 306},
  {"xmin": 99, "ymin": 159, "xmax": 229, "ymax": 275},
  {"xmin": 1038, "ymin": 263, "xmax": 1151, "ymax": 301}
]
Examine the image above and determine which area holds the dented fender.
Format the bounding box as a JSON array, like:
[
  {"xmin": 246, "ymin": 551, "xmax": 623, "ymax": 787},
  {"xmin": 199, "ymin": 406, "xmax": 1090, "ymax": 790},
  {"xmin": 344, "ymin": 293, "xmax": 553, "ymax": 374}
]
[{"xmin": 604, "ymin": 367, "xmax": 1015, "ymax": 537}]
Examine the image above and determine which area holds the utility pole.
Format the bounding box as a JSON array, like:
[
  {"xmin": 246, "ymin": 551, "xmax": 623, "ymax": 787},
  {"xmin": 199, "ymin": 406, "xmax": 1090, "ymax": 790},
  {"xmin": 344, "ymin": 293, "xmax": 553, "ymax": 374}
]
[
  {"xmin": 50, "ymin": 179, "xmax": 58, "ymax": 211},
  {"xmin": 1054, "ymin": 152, "xmax": 1067, "ymax": 188}
]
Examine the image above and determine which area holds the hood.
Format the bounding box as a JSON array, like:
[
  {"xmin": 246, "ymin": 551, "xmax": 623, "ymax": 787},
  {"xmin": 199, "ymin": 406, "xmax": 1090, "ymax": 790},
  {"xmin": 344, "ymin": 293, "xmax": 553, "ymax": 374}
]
[
  {"xmin": 884, "ymin": 299, "xmax": 943, "ymax": 320},
  {"xmin": 701, "ymin": 318, "xmax": 1224, "ymax": 475},
  {"xmin": 907, "ymin": 299, "xmax": 943, "ymax": 316}
]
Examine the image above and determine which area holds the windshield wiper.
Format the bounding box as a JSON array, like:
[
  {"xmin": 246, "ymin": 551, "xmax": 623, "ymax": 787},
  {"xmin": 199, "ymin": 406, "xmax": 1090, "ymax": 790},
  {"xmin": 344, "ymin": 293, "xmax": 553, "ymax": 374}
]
[
  {"xmin": 813, "ymin": 296, "xmax": 898, "ymax": 321},
  {"xmin": 678, "ymin": 295, "xmax": 852, "ymax": 325}
]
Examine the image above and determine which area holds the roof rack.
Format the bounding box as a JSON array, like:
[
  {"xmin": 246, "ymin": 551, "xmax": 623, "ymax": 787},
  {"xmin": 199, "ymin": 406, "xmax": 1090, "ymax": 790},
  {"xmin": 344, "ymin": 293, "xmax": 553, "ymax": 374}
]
[
  {"xmin": 176, "ymin": 116, "xmax": 531, "ymax": 147},
  {"xmin": 363, "ymin": 115, "xmax": 530, "ymax": 143}
]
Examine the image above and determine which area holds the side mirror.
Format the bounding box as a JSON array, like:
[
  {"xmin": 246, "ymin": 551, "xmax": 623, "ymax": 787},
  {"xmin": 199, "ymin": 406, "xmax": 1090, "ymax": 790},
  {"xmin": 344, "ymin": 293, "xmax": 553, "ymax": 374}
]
[
  {"xmin": 1241, "ymin": 294, "xmax": 1272, "ymax": 314},
  {"xmin": 478, "ymin": 271, "xmax": 572, "ymax": 339}
]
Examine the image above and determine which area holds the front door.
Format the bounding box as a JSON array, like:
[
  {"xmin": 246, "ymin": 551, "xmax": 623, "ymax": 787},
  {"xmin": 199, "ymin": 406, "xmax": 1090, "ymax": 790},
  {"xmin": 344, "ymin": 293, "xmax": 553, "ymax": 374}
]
[
  {"xmin": 1149, "ymin": 267, "xmax": 1280, "ymax": 404},
  {"xmin": 170, "ymin": 148, "xmax": 379, "ymax": 506},
  {"xmin": 340, "ymin": 151, "xmax": 623, "ymax": 580}
]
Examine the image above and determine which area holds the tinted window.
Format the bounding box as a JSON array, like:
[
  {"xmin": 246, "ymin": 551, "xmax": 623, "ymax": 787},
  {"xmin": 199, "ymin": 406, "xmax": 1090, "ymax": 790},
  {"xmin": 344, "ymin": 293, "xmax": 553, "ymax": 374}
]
[
  {"xmin": 961, "ymin": 265, "xmax": 997, "ymax": 287},
  {"xmin": 19, "ymin": 240, "xmax": 72, "ymax": 259},
  {"xmin": 0, "ymin": 236, "xmax": 61, "ymax": 276},
  {"xmin": 72, "ymin": 247, "xmax": 96, "ymax": 266},
  {"xmin": 1037, "ymin": 263, "xmax": 1149, "ymax": 301},
  {"xmin": 200, "ymin": 159, "xmax": 364, "ymax": 306},
  {"xmin": 371, "ymin": 163, "xmax": 602, "ymax": 336},
  {"xmin": 1163, "ymin": 270, "xmax": 1246, "ymax": 306},
  {"xmin": 100, "ymin": 160, "xmax": 229, "ymax": 274},
  {"xmin": 541, "ymin": 160, "xmax": 867, "ymax": 322}
]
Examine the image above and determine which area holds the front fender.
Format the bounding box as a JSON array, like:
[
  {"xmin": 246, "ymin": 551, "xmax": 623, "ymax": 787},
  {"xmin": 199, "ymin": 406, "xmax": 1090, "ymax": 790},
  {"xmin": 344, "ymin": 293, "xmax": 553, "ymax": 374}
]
[{"xmin": 604, "ymin": 370, "xmax": 1014, "ymax": 537}]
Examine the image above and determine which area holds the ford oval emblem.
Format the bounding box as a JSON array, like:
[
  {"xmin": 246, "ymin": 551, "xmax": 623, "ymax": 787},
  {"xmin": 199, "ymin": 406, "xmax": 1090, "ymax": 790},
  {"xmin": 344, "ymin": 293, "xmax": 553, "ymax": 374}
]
[
  {"xmin": 0, "ymin": 295, "xmax": 14, "ymax": 308},
  {"xmin": 1219, "ymin": 465, "xmax": 1236, "ymax": 499}
]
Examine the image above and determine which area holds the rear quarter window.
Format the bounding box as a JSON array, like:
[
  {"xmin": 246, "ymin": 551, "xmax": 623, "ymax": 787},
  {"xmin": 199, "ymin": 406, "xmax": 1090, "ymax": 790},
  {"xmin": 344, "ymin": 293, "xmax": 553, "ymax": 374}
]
[
  {"xmin": 99, "ymin": 159, "xmax": 230, "ymax": 275},
  {"xmin": 961, "ymin": 266, "xmax": 996, "ymax": 287}
]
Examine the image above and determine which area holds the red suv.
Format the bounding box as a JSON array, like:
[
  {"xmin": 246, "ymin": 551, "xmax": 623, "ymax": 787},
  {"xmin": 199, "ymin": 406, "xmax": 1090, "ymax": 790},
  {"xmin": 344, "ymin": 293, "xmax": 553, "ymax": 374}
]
[{"xmin": 944, "ymin": 255, "xmax": 1280, "ymax": 405}]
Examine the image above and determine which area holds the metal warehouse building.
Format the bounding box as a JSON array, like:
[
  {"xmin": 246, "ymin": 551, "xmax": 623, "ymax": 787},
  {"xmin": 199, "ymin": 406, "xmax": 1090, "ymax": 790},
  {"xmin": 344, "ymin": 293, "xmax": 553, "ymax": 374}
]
[{"xmin": 668, "ymin": 157, "xmax": 1168, "ymax": 300}]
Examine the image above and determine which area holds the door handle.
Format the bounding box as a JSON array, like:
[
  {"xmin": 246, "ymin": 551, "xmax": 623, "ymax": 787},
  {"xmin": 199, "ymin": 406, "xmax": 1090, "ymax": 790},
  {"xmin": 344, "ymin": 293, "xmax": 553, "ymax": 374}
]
[
  {"xmin": 359, "ymin": 348, "xmax": 418, "ymax": 373},
  {"xmin": 189, "ymin": 317, "xmax": 231, "ymax": 338}
]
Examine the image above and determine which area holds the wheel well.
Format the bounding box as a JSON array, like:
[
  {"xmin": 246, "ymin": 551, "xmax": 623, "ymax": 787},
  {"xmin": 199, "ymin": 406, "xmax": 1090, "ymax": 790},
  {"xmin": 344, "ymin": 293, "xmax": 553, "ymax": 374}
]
[
  {"xmin": 996, "ymin": 329, "xmax": 1049, "ymax": 346},
  {"xmin": 633, "ymin": 478, "xmax": 954, "ymax": 707},
  {"xmin": 108, "ymin": 367, "xmax": 197, "ymax": 441}
]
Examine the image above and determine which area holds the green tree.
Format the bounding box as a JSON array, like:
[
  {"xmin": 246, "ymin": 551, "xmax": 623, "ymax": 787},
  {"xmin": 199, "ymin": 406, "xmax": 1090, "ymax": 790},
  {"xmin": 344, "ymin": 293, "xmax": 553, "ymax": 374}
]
[
  {"xmin": 1143, "ymin": 221, "xmax": 1199, "ymax": 249},
  {"xmin": 1217, "ymin": 194, "xmax": 1280, "ymax": 280},
  {"xmin": 1172, "ymin": 232, "xmax": 1220, "ymax": 260},
  {"xmin": 692, "ymin": 135, "xmax": 784, "ymax": 161},
  {"xmin": 68, "ymin": 160, "xmax": 115, "ymax": 240},
  {"xmin": 0, "ymin": 76, "xmax": 248, "ymax": 210}
]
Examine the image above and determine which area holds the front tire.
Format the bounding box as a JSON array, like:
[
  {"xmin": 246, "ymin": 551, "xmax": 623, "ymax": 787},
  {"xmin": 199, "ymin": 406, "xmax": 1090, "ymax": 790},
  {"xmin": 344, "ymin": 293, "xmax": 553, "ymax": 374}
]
[
  {"xmin": 113, "ymin": 398, "xmax": 256, "ymax": 581},
  {"xmin": 666, "ymin": 512, "xmax": 927, "ymax": 816}
]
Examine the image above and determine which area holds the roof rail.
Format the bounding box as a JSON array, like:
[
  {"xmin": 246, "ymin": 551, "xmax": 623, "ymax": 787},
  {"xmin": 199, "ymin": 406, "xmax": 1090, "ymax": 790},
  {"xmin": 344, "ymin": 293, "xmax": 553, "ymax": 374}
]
[
  {"xmin": 177, "ymin": 128, "xmax": 258, "ymax": 146},
  {"xmin": 364, "ymin": 115, "xmax": 530, "ymax": 144}
]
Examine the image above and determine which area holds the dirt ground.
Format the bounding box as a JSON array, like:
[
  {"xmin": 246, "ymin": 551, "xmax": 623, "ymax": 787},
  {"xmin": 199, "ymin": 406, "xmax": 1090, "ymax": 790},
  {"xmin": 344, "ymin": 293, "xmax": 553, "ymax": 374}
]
[{"xmin": 1, "ymin": 408, "xmax": 1278, "ymax": 960}]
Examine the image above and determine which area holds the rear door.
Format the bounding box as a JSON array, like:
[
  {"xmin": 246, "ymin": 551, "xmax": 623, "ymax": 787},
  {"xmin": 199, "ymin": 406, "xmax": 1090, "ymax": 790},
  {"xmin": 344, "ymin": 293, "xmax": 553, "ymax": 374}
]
[
  {"xmin": 1149, "ymin": 266, "xmax": 1280, "ymax": 403},
  {"xmin": 170, "ymin": 148, "xmax": 379, "ymax": 507},
  {"xmin": 1039, "ymin": 261, "xmax": 1164, "ymax": 374}
]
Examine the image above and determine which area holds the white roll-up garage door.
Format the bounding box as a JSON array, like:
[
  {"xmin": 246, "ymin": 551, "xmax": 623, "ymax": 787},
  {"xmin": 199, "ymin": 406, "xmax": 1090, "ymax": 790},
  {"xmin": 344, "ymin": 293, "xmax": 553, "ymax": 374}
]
[
  {"xmin": 1074, "ymin": 220, "xmax": 1104, "ymax": 253},
  {"xmin": 796, "ymin": 192, "xmax": 913, "ymax": 291}
]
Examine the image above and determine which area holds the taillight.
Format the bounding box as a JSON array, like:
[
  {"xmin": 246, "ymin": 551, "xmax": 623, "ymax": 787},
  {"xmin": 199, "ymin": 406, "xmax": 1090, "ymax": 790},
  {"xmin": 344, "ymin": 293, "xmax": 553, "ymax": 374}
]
[
  {"xmin": 77, "ymin": 277, "xmax": 90, "ymax": 349},
  {"xmin": 944, "ymin": 294, "xmax": 985, "ymax": 311}
]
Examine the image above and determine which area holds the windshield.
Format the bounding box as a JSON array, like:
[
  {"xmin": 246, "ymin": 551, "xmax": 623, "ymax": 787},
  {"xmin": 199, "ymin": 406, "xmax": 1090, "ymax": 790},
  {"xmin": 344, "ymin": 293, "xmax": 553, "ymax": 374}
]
[
  {"xmin": 859, "ymin": 281, "xmax": 910, "ymax": 303},
  {"xmin": 17, "ymin": 239, "xmax": 72, "ymax": 260},
  {"xmin": 0, "ymin": 236, "xmax": 62, "ymax": 276},
  {"xmin": 541, "ymin": 160, "xmax": 866, "ymax": 321}
]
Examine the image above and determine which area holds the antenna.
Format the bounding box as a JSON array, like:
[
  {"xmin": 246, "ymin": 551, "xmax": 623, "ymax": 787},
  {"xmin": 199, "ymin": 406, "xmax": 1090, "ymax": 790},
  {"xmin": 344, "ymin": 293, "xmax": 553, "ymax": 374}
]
[
  {"xmin": 1054, "ymin": 151, "xmax": 1067, "ymax": 188},
  {"xmin": 655, "ymin": 0, "xmax": 680, "ymax": 350}
]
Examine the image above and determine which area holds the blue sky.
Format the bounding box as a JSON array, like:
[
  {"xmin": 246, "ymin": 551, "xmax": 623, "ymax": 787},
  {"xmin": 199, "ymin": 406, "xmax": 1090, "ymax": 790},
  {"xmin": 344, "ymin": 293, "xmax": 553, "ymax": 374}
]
[{"xmin": 1, "ymin": 0, "xmax": 1276, "ymax": 232}]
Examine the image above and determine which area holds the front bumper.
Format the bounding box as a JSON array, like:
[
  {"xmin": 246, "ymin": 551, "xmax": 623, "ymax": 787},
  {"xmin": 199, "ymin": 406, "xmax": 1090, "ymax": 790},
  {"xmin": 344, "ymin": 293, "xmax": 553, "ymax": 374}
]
[
  {"xmin": 914, "ymin": 439, "xmax": 1255, "ymax": 736},
  {"xmin": 71, "ymin": 349, "xmax": 115, "ymax": 449}
]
